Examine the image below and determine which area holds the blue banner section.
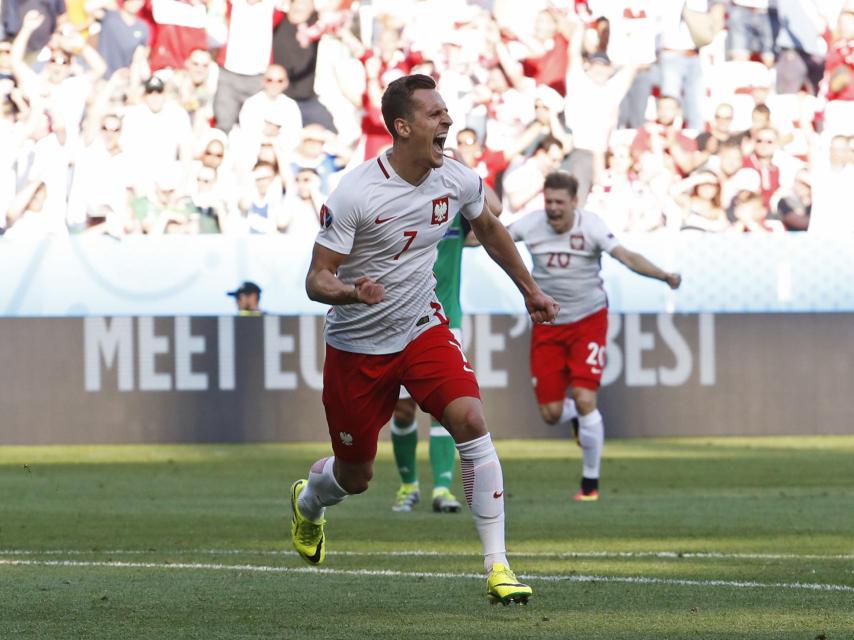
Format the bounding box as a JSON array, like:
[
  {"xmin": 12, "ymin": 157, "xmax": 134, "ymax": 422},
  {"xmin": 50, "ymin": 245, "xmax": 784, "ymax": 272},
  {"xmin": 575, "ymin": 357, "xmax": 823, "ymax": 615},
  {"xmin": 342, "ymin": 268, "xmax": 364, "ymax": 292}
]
[{"xmin": 1, "ymin": 233, "xmax": 852, "ymax": 317}]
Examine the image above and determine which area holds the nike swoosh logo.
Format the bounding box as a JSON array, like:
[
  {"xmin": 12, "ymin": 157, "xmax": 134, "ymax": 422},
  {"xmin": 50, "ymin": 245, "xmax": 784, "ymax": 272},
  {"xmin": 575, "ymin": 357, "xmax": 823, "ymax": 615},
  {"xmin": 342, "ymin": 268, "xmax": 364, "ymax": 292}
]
[
  {"xmin": 493, "ymin": 491, "xmax": 504, "ymax": 499},
  {"xmin": 374, "ymin": 215, "xmax": 395, "ymax": 224},
  {"xmin": 307, "ymin": 537, "xmax": 324, "ymax": 564}
]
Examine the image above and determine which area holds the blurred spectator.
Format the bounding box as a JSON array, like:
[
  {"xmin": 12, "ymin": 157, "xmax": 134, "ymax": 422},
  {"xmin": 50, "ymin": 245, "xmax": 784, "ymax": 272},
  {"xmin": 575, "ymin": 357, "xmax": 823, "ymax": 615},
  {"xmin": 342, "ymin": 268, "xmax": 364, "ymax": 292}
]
[
  {"xmin": 2, "ymin": 0, "xmax": 65, "ymax": 54},
  {"xmin": 659, "ymin": 0, "xmax": 725, "ymax": 131},
  {"xmin": 238, "ymin": 64, "xmax": 303, "ymax": 151},
  {"xmin": 146, "ymin": 0, "xmax": 208, "ymax": 73},
  {"xmin": 454, "ymin": 127, "xmax": 511, "ymax": 194},
  {"xmin": 587, "ymin": 143, "xmax": 667, "ymax": 232},
  {"xmin": 774, "ymin": 0, "xmax": 826, "ymax": 96},
  {"xmin": 669, "ymin": 169, "xmax": 729, "ymax": 231},
  {"xmin": 825, "ymin": 5, "xmax": 854, "ymax": 102},
  {"xmin": 131, "ymin": 166, "xmax": 198, "ymax": 233},
  {"xmin": 730, "ymin": 190, "xmax": 782, "ymax": 232},
  {"xmin": 714, "ymin": 138, "xmax": 762, "ymax": 210},
  {"xmin": 518, "ymin": 7, "xmax": 573, "ymax": 95},
  {"xmin": 11, "ymin": 11, "xmax": 106, "ymax": 142},
  {"xmin": 279, "ymin": 165, "xmax": 322, "ymax": 239},
  {"xmin": 0, "ymin": 39, "xmax": 12, "ymax": 75},
  {"xmin": 775, "ymin": 168, "xmax": 811, "ymax": 231},
  {"xmin": 68, "ymin": 112, "xmax": 133, "ymax": 232},
  {"xmin": 96, "ymin": 0, "xmax": 150, "ymax": 79},
  {"xmin": 122, "ymin": 75, "xmax": 193, "ymax": 189},
  {"xmin": 742, "ymin": 125, "xmax": 783, "ymax": 210},
  {"xmin": 272, "ymin": 0, "xmax": 336, "ymax": 131},
  {"xmin": 213, "ymin": 0, "xmax": 276, "ymax": 132},
  {"xmin": 631, "ymin": 95, "xmax": 701, "ymax": 177},
  {"xmin": 17, "ymin": 108, "xmax": 74, "ymax": 217},
  {"xmin": 809, "ymin": 134, "xmax": 854, "ymax": 233},
  {"xmin": 233, "ymin": 160, "xmax": 284, "ymax": 234},
  {"xmin": 696, "ymin": 102, "xmax": 736, "ymax": 155},
  {"xmin": 606, "ymin": 1, "xmax": 657, "ymax": 129},
  {"xmin": 188, "ymin": 164, "xmax": 227, "ymax": 232},
  {"xmin": 563, "ymin": 44, "xmax": 637, "ymax": 192},
  {"xmin": 726, "ymin": 0, "xmax": 776, "ymax": 67},
  {"xmin": 3, "ymin": 180, "xmax": 66, "ymax": 237},
  {"xmin": 501, "ymin": 135, "xmax": 564, "ymax": 224},
  {"xmin": 172, "ymin": 48, "xmax": 217, "ymax": 132},
  {"xmin": 288, "ymin": 124, "xmax": 341, "ymax": 195}
]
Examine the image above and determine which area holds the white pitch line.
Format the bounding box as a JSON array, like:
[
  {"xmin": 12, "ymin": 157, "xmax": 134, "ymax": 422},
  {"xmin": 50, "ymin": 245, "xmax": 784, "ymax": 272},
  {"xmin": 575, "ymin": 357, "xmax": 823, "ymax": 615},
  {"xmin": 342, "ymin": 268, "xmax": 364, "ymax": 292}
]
[
  {"xmin": 1, "ymin": 558, "xmax": 853, "ymax": 593},
  {"xmin": 1, "ymin": 549, "xmax": 853, "ymax": 561}
]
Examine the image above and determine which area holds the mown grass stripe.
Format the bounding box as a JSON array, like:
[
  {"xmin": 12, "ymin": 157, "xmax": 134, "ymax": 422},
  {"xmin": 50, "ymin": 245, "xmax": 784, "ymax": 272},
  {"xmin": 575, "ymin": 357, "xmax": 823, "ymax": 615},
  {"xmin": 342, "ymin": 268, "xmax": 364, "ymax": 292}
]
[{"xmin": 2, "ymin": 558, "xmax": 852, "ymax": 593}]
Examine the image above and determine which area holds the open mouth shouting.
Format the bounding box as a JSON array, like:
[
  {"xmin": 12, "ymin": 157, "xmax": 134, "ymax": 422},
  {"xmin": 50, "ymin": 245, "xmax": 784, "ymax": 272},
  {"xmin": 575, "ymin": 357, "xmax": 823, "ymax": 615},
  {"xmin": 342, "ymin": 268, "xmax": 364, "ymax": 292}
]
[{"xmin": 432, "ymin": 132, "xmax": 447, "ymax": 157}]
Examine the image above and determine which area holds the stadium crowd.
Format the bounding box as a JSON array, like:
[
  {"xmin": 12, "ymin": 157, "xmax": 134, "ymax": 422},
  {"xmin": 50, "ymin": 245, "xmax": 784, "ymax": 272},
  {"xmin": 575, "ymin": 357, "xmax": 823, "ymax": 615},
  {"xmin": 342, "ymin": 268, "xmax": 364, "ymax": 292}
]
[{"xmin": 1, "ymin": 0, "xmax": 853, "ymax": 239}]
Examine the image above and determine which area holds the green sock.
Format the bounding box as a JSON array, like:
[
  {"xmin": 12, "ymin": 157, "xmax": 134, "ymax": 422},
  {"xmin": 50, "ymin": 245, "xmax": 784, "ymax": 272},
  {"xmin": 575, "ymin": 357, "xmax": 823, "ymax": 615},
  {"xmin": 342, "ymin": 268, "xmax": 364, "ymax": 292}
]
[
  {"xmin": 429, "ymin": 421, "xmax": 456, "ymax": 492},
  {"xmin": 391, "ymin": 417, "xmax": 418, "ymax": 484}
]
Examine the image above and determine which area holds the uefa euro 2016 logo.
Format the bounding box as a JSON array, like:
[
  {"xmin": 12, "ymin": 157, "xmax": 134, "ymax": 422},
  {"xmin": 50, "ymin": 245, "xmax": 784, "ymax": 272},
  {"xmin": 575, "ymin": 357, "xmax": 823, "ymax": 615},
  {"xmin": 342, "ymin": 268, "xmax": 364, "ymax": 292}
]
[{"xmin": 320, "ymin": 204, "xmax": 334, "ymax": 229}]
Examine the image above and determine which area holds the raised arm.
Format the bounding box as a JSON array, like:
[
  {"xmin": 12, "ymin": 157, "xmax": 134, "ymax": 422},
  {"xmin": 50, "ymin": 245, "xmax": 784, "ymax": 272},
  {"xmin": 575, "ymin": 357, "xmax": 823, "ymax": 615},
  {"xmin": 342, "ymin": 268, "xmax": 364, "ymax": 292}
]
[
  {"xmin": 468, "ymin": 204, "xmax": 559, "ymax": 323},
  {"xmin": 610, "ymin": 245, "xmax": 681, "ymax": 289},
  {"xmin": 305, "ymin": 243, "xmax": 384, "ymax": 305},
  {"xmin": 10, "ymin": 11, "xmax": 43, "ymax": 88}
]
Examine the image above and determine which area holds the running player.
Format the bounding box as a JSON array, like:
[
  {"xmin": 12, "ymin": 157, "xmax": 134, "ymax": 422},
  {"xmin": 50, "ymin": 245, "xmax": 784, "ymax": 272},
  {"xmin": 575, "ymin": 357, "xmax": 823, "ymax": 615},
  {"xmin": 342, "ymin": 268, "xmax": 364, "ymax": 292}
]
[
  {"xmin": 290, "ymin": 74, "xmax": 559, "ymax": 604},
  {"xmin": 390, "ymin": 176, "xmax": 503, "ymax": 515},
  {"xmin": 509, "ymin": 171, "xmax": 681, "ymax": 502}
]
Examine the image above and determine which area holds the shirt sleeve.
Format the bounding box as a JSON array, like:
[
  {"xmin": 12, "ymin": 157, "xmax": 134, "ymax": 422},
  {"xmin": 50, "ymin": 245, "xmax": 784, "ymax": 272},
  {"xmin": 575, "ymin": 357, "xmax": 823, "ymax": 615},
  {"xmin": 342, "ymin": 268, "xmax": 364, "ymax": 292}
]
[
  {"xmin": 456, "ymin": 162, "xmax": 486, "ymax": 221},
  {"xmin": 589, "ymin": 213, "xmax": 620, "ymax": 254},
  {"xmin": 314, "ymin": 179, "xmax": 361, "ymax": 254}
]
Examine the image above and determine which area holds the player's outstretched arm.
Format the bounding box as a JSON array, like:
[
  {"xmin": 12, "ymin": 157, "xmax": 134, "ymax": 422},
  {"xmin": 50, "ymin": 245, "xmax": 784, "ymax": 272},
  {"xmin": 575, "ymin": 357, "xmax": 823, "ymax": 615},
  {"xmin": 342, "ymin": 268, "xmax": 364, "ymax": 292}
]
[
  {"xmin": 305, "ymin": 243, "xmax": 385, "ymax": 305},
  {"xmin": 469, "ymin": 206, "xmax": 560, "ymax": 323},
  {"xmin": 610, "ymin": 246, "xmax": 682, "ymax": 289}
]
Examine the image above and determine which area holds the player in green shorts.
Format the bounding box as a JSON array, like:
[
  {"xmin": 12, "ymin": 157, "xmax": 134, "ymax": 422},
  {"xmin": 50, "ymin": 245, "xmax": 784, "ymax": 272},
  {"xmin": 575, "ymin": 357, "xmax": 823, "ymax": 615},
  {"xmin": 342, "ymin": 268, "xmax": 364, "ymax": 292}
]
[{"xmin": 390, "ymin": 177, "xmax": 502, "ymax": 513}]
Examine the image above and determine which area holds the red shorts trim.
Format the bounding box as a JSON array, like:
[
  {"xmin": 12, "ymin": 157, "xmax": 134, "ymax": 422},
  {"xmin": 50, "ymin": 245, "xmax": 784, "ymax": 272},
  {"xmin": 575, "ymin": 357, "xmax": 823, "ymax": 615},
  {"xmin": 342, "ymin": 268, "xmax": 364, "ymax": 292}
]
[
  {"xmin": 530, "ymin": 308, "xmax": 608, "ymax": 404},
  {"xmin": 322, "ymin": 325, "xmax": 480, "ymax": 463}
]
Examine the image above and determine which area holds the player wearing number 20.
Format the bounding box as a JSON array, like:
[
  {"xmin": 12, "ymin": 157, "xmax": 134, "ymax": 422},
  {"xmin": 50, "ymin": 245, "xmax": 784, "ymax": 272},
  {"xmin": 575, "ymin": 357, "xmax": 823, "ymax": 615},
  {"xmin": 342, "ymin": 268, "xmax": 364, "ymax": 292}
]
[
  {"xmin": 508, "ymin": 171, "xmax": 681, "ymax": 502},
  {"xmin": 290, "ymin": 74, "xmax": 559, "ymax": 604}
]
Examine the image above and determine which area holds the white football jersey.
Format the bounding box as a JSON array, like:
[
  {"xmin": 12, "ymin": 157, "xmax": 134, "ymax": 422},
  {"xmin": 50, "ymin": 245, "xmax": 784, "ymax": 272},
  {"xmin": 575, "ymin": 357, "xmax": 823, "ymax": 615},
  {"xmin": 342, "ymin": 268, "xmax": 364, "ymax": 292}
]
[
  {"xmin": 315, "ymin": 152, "xmax": 485, "ymax": 354},
  {"xmin": 509, "ymin": 208, "xmax": 620, "ymax": 325}
]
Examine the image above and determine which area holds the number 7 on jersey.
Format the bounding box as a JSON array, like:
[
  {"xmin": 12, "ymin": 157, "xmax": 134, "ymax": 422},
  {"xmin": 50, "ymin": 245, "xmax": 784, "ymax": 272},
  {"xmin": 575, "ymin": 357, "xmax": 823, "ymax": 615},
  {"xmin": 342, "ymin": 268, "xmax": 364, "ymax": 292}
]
[{"xmin": 394, "ymin": 230, "xmax": 418, "ymax": 260}]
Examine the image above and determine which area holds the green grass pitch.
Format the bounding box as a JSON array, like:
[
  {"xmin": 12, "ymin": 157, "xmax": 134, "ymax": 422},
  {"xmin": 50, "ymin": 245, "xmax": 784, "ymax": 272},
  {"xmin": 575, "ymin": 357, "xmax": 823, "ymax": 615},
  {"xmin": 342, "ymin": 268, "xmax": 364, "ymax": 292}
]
[{"xmin": 1, "ymin": 436, "xmax": 853, "ymax": 639}]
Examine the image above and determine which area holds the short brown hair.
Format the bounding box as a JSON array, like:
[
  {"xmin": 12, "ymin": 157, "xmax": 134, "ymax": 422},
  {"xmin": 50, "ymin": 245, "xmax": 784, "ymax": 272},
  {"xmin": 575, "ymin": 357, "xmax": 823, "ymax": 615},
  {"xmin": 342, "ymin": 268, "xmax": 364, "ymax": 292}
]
[
  {"xmin": 381, "ymin": 74, "xmax": 436, "ymax": 138},
  {"xmin": 543, "ymin": 171, "xmax": 578, "ymax": 198}
]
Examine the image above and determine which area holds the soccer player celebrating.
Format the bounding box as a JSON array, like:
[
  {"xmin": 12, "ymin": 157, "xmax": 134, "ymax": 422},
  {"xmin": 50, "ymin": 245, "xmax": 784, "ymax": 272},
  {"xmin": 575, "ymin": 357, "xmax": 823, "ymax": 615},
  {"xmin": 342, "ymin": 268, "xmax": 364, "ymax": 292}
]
[
  {"xmin": 290, "ymin": 74, "xmax": 559, "ymax": 604},
  {"xmin": 509, "ymin": 171, "xmax": 681, "ymax": 502}
]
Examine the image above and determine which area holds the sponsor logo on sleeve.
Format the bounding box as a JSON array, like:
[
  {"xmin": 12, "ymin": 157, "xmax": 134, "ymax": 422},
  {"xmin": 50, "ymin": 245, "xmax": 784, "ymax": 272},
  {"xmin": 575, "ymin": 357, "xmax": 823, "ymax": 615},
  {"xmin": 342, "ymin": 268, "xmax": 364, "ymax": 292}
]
[{"xmin": 431, "ymin": 196, "xmax": 449, "ymax": 225}]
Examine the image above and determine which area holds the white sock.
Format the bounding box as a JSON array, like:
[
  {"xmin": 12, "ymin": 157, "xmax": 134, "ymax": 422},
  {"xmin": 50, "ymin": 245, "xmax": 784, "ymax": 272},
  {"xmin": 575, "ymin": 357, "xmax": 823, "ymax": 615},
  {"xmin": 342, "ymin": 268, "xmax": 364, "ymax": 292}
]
[
  {"xmin": 578, "ymin": 410, "xmax": 604, "ymax": 479},
  {"xmin": 298, "ymin": 456, "xmax": 349, "ymax": 522},
  {"xmin": 560, "ymin": 398, "xmax": 578, "ymax": 424},
  {"xmin": 457, "ymin": 433, "xmax": 508, "ymax": 572}
]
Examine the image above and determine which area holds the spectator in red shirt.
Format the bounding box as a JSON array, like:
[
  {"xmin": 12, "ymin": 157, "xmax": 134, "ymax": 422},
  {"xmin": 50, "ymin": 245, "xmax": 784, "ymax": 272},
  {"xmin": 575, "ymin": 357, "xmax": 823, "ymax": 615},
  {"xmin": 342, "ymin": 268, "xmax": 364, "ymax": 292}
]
[
  {"xmin": 630, "ymin": 95, "xmax": 701, "ymax": 177},
  {"xmin": 144, "ymin": 0, "xmax": 207, "ymax": 73},
  {"xmin": 825, "ymin": 7, "xmax": 854, "ymax": 101},
  {"xmin": 519, "ymin": 8, "xmax": 573, "ymax": 95},
  {"xmin": 454, "ymin": 127, "xmax": 509, "ymax": 193},
  {"xmin": 350, "ymin": 27, "xmax": 421, "ymax": 159},
  {"xmin": 742, "ymin": 125, "xmax": 781, "ymax": 211}
]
